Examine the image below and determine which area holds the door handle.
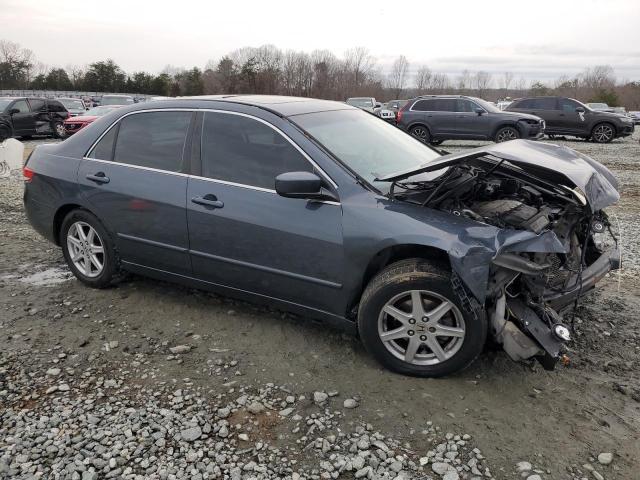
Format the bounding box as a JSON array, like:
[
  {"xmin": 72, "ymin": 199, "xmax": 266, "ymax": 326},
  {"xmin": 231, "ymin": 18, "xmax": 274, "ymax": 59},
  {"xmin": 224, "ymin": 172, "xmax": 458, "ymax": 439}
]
[
  {"xmin": 86, "ymin": 172, "xmax": 110, "ymax": 184},
  {"xmin": 191, "ymin": 195, "xmax": 224, "ymax": 209}
]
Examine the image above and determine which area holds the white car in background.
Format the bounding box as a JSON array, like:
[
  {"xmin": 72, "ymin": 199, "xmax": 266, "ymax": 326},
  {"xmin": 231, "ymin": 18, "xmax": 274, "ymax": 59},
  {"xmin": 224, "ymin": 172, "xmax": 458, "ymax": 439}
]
[{"xmin": 346, "ymin": 97, "xmax": 395, "ymax": 123}]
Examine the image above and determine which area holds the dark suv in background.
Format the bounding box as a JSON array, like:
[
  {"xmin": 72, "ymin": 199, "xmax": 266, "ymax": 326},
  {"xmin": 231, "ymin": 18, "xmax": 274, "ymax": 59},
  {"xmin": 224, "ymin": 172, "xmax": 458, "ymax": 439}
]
[
  {"xmin": 507, "ymin": 96, "xmax": 634, "ymax": 143},
  {"xmin": 0, "ymin": 97, "xmax": 69, "ymax": 139},
  {"xmin": 397, "ymin": 95, "xmax": 545, "ymax": 145}
]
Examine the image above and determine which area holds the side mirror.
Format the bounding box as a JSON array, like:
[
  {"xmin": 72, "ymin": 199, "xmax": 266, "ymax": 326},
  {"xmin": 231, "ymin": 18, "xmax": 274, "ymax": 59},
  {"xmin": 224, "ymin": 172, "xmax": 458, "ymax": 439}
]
[
  {"xmin": 9, "ymin": 108, "xmax": 20, "ymax": 115},
  {"xmin": 275, "ymin": 171, "xmax": 336, "ymax": 201},
  {"xmin": 575, "ymin": 106, "xmax": 585, "ymax": 113},
  {"xmin": 475, "ymin": 108, "xmax": 485, "ymax": 115}
]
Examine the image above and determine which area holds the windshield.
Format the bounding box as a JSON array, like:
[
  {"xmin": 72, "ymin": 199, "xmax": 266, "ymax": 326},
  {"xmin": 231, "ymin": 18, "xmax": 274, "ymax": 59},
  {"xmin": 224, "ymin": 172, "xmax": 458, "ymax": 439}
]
[
  {"xmin": 0, "ymin": 98, "xmax": 13, "ymax": 110},
  {"xmin": 347, "ymin": 98, "xmax": 374, "ymax": 108},
  {"xmin": 292, "ymin": 109, "xmax": 442, "ymax": 190},
  {"xmin": 85, "ymin": 106, "xmax": 118, "ymax": 116},
  {"xmin": 60, "ymin": 99, "xmax": 85, "ymax": 109},
  {"xmin": 101, "ymin": 96, "xmax": 134, "ymax": 105},
  {"xmin": 472, "ymin": 98, "xmax": 501, "ymax": 113}
]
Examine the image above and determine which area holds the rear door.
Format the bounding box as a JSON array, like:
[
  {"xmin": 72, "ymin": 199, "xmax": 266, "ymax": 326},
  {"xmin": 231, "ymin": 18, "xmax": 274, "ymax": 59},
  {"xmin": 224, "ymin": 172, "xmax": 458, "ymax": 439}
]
[
  {"xmin": 9, "ymin": 99, "xmax": 34, "ymax": 135},
  {"xmin": 455, "ymin": 99, "xmax": 489, "ymax": 138},
  {"xmin": 186, "ymin": 110, "xmax": 344, "ymax": 313},
  {"xmin": 77, "ymin": 110, "xmax": 194, "ymax": 275},
  {"xmin": 410, "ymin": 99, "xmax": 457, "ymax": 137},
  {"xmin": 524, "ymin": 98, "xmax": 561, "ymax": 131}
]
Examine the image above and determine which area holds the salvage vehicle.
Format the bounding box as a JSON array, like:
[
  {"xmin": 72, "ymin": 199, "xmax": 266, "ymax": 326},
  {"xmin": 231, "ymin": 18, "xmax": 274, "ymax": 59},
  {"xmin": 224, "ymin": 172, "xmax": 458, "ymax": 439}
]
[
  {"xmin": 397, "ymin": 95, "xmax": 545, "ymax": 145},
  {"xmin": 507, "ymin": 96, "xmax": 634, "ymax": 143},
  {"xmin": 346, "ymin": 97, "xmax": 395, "ymax": 123},
  {"xmin": 64, "ymin": 106, "xmax": 123, "ymax": 135},
  {"xmin": 23, "ymin": 96, "xmax": 620, "ymax": 377},
  {"xmin": 0, "ymin": 97, "xmax": 69, "ymax": 139}
]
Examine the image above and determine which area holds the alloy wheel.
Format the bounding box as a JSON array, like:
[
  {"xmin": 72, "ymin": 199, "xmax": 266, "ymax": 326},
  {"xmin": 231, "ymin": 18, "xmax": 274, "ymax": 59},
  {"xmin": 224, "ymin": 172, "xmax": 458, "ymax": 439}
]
[
  {"xmin": 593, "ymin": 124, "xmax": 614, "ymax": 143},
  {"xmin": 377, "ymin": 290, "xmax": 465, "ymax": 365},
  {"xmin": 66, "ymin": 221, "xmax": 105, "ymax": 278},
  {"xmin": 55, "ymin": 123, "xmax": 67, "ymax": 138},
  {"xmin": 411, "ymin": 127, "xmax": 428, "ymax": 142},
  {"xmin": 496, "ymin": 128, "xmax": 518, "ymax": 142}
]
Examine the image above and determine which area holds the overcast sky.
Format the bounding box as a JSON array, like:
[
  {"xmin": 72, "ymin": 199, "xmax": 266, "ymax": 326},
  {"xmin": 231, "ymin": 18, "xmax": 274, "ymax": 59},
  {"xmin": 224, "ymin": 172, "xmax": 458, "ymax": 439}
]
[{"xmin": 3, "ymin": 0, "xmax": 639, "ymax": 84}]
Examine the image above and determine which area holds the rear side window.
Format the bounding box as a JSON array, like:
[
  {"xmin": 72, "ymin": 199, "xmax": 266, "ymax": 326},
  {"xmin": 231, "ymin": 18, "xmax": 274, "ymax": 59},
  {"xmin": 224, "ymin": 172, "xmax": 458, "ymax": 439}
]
[
  {"xmin": 113, "ymin": 111, "xmax": 191, "ymax": 172},
  {"xmin": 531, "ymin": 98, "xmax": 557, "ymax": 110},
  {"xmin": 412, "ymin": 99, "xmax": 436, "ymax": 111},
  {"xmin": 47, "ymin": 101, "xmax": 66, "ymax": 113},
  {"xmin": 433, "ymin": 99, "xmax": 456, "ymax": 112},
  {"xmin": 11, "ymin": 100, "xmax": 29, "ymax": 113},
  {"xmin": 201, "ymin": 112, "xmax": 312, "ymax": 190},
  {"xmin": 88, "ymin": 126, "xmax": 118, "ymax": 160},
  {"xmin": 29, "ymin": 99, "xmax": 45, "ymax": 111}
]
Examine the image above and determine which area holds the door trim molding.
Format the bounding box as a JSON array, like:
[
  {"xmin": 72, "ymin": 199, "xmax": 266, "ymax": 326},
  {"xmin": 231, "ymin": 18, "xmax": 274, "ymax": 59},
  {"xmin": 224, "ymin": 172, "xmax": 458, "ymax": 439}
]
[
  {"xmin": 117, "ymin": 232, "xmax": 188, "ymax": 253},
  {"xmin": 190, "ymin": 249, "xmax": 343, "ymax": 289}
]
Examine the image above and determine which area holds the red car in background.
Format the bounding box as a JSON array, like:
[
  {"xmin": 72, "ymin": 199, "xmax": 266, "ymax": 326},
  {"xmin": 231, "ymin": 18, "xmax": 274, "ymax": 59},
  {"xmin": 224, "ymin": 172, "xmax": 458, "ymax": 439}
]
[{"xmin": 63, "ymin": 106, "xmax": 122, "ymax": 135}]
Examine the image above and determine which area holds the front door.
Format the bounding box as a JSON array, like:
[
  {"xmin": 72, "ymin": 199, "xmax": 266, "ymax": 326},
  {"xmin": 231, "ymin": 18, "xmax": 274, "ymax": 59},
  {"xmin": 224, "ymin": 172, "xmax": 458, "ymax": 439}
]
[
  {"xmin": 557, "ymin": 98, "xmax": 588, "ymax": 135},
  {"xmin": 455, "ymin": 99, "xmax": 489, "ymax": 138},
  {"xmin": 77, "ymin": 110, "xmax": 194, "ymax": 275},
  {"xmin": 187, "ymin": 111, "xmax": 344, "ymax": 314},
  {"xmin": 9, "ymin": 99, "xmax": 34, "ymax": 135}
]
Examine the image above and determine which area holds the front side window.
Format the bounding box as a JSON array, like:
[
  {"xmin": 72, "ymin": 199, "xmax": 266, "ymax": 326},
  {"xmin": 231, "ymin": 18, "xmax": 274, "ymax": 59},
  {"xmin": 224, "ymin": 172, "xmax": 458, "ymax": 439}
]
[
  {"xmin": 201, "ymin": 112, "xmax": 312, "ymax": 190},
  {"xmin": 11, "ymin": 100, "xmax": 29, "ymax": 113},
  {"xmin": 113, "ymin": 111, "xmax": 191, "ymax": 172},
  {"xmin": 456, "ymin": 99, "xmax": 478, "ymax": 113},
  {"xmin": 293, "ymin": 109, "xmax": 442, "ymax": 190},
  {"xmin": 559, "ymin": 98, "xmax": 582, "ymax": 112}
]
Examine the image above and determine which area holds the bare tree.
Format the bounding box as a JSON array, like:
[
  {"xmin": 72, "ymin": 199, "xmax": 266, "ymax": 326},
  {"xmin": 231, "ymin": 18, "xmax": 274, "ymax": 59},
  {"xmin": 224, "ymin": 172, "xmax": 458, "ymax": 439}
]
[
  {"xmin": 502, "ymin": 71, "xmax": 514, "ymax": 96},
  {"xmin": 387, "ymin": 55, "xmax": 409, "ymax": 99},
  {"xmin": 474, "ymin": 71, "xmax": 492, "ymax": 98},
  {"xmin": 344, "ymin": 47, "xmax": 375, "ymax": 96},
  {"xmin": 415, "ymin": 65, "xmax": 432, "ymax": 94},
  {"xmin": 457, "ymin": 70, "xmax": 471, "ymax": 93}
]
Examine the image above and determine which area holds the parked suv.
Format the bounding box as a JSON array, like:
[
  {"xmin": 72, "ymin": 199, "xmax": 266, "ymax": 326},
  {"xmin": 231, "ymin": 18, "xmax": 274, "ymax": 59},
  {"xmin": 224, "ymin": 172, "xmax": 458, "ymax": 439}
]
[
  {"xmin": 0, "ymin": 97, "xmax": 69, "ymax": 138},
  {"xmin": 507, "ymin": 96, "xmax": 634, "ymax": 143},
  {"xmin": 23, "ymin": 96, "xmax": 619, "ymax": 377},
  {"xmin": 397, "ymin": 95, "xmax": 545, "ymax": 145}
]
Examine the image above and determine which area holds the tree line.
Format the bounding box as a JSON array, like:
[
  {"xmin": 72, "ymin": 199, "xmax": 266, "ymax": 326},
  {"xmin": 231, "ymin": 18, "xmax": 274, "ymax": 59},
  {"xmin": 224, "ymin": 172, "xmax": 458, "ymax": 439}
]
[{"xmin": 1, "ymin": 40, "xmax": 639, "ymax": 108}]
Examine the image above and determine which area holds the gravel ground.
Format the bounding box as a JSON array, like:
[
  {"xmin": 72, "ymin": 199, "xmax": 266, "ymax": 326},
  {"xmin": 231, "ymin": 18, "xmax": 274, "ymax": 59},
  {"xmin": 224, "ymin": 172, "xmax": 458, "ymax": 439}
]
[{"xmin": 0, "ymin": 133, "xmax": 639, "ymax": 479}]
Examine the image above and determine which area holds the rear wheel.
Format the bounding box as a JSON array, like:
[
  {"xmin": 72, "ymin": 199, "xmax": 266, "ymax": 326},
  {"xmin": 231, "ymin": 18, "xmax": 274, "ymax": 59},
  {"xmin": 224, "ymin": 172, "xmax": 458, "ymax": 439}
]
[
  {"xmin": 60, "ymin": 209, "xmax": 120, "ymax": 288},
  {"xmin": 410, "ymin": 125, "xmax": 431, "ymax": 144},
  {"xmin": 495, "ymin": 126, "xmax": 519, "ymax": 142},
  {"xmin": 591, "ymin": 122, "xmax": 615, "ymax": 143},
  {"xmin": 358, "ymin": 259, "xmax": 486, "ymax": 377},
  {"xmin": 52, "ymin": 121, "xmax": 67, "ymax": 139}
]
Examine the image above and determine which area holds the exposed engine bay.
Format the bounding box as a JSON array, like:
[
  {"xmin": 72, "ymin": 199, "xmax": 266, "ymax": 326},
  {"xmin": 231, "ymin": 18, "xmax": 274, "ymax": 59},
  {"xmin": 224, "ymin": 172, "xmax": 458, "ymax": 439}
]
[{"xmin": 387, "ymin": 152, "xmax": 620, "ymax": 369}]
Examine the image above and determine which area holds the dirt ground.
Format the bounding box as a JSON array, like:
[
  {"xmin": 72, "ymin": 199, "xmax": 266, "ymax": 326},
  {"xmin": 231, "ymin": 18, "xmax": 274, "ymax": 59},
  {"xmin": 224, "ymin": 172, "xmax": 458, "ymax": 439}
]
[{"xmin": 1, "ymin": 132, "xmax": 639, "ymax": 479}]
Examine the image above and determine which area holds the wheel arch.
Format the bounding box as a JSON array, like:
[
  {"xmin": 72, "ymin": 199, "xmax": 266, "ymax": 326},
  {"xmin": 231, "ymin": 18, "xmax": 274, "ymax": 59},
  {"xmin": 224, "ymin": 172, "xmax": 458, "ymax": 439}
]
[
  {"xmin": 348, "ymin": 244, "xmax": 451, "ymax": 317},
  {"xmin": 53, "ymin": 203, "xmax": 90, "ymax": 245},
  {"xmin": 407, "ymin": 122, "xmax": 431, "ymax": 134}
]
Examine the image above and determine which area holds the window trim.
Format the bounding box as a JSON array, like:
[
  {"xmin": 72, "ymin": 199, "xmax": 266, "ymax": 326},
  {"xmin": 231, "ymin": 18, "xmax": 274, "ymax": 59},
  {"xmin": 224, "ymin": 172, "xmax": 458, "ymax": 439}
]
[{"xmin": 84, "ymin": 108, "xmax": 338, "ymax": 193}]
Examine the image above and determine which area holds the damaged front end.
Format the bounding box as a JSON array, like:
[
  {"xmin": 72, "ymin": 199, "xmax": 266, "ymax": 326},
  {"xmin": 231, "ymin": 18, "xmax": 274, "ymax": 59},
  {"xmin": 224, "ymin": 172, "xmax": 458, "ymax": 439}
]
[{"xmin": 380, "ymin": 140, "xmax": 621, "ymax": 369}]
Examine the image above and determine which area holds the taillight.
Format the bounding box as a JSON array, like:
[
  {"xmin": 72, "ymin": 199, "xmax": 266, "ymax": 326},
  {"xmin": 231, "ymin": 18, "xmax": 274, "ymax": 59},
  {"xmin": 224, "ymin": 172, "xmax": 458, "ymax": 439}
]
[
  {"xmin": 396, "ymin": 110, "xmax": 403, "ymax": 123},
  {"xmin": 23, "ymin": 165, "xmax": 35, "ymax": 182}
]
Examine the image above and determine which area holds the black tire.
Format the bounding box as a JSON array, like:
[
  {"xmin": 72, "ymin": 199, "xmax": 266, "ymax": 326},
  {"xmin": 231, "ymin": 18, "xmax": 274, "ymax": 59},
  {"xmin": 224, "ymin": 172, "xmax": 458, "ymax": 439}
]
[
  {"xmin": 52, "ymin": 121, "xmax": 67, "ymax": 139},
  {"xmin": 591, "ymin": 122, "xmax": 615, "ymax": 143},
  {"xmin": 410, "ymin": 125, "xmax": 431, "ymax": 144},
  {"xmin": 494, "ymin": 126, "xmax": 520, "ymax": 143},
  {"xmin": 357, "ymin": 258, "xmax": 487, "ymax": 377},
  {"xmin": 60, "ymin": 209, "xmax": 121, "ymax": 288}
]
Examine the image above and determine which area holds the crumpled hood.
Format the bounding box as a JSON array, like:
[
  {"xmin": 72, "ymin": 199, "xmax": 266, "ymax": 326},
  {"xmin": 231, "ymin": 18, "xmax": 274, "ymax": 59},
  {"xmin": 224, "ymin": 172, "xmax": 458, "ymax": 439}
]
[{"xmin": 378, "ymin": 139, "xmax": 619, "ymax": 212}]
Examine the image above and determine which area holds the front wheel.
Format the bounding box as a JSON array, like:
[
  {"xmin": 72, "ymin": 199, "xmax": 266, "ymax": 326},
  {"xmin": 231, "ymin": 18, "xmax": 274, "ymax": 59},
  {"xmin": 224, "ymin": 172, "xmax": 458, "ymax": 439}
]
[
  {"xmin": 358, "ymin": 259, "xmax": 487, "ymax": 377},
  {"xmin": 591, "ymin": 122, "xmax": 615, "ymax": 143},
  {"xmin": 60, "ymin": 209, "xmax": 120, "ymax": 288},
  {"xmin": 410, "ymin": 125, "xmax": 431, "ymax": 144},
  {"xmin": 495, "ymin": 126, "xmax": 520, "ymax": 143}
]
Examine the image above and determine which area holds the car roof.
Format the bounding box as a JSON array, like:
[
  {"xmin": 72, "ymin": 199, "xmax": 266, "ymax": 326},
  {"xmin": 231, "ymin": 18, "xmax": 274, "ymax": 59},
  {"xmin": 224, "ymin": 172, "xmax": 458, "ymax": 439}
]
[{"xmin": 169, "ymin": 95, "xmax": 355, "ymax": 117}]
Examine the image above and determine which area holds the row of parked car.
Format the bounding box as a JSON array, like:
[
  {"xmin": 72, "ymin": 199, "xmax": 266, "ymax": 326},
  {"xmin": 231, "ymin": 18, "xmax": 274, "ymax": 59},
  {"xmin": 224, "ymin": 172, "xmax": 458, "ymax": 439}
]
[
  {"xmin": 348, "ymin": 95, "xmax": 636, "ymax": 144},
  {"xmin": 0, "ymin": 94, "xmax": 148, "ymax": 140}
]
